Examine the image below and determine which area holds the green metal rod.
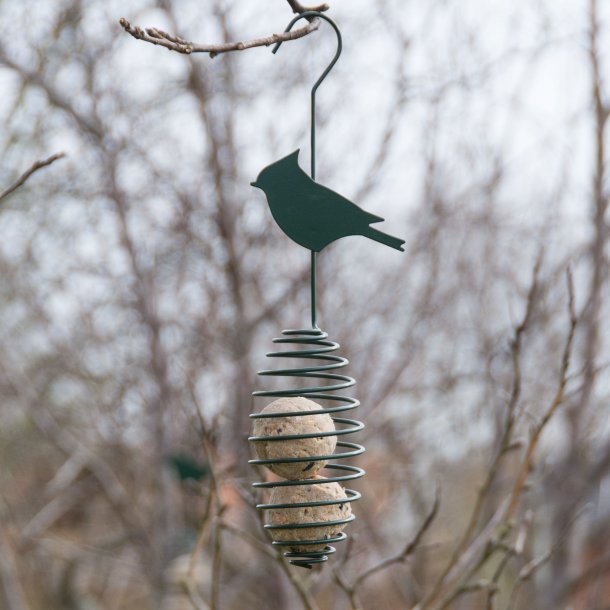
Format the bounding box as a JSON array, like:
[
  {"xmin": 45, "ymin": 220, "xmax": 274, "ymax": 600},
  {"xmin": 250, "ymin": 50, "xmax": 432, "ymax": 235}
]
[
  {"xmin": 273, "ymin": 12, "xmax": 343, "ymax": 330},
  {"xmin": 311, "ymin": 250, "xmax": 317, "ymax": 328}
]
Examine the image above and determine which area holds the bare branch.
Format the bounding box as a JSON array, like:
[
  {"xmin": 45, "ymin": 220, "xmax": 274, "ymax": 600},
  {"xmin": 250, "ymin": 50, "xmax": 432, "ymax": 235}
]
[
  {"xmin": 506, "ymin": 268, "xmax": 577, "ymax": 518},
  {"xmin": 352, "ymin": 487, "xmax": 440, "ymax": 590},
  {"xmin": 419, "ymin": 268, "xmax": 578, "ymax": 610},
  {"xmin": 119, "ymin": 16, "xmax": 321, "ymax": 58},
  {"xmin": 0, "ymin": 152, "xmax": 65, "ymax": 202},
  {"xmin": 508, "ymin": 504, "xmax": 602, "ymax": 609},
  {"xmin": 0, "ymin": 527, "xmax": 30, "ymax": 610},
  {"xmin": 232, "ymin": 486, "xmax": 321, "ymax": 610},
  {"xmin": 417, "ymin": 255, "xmax": 543, "ymax": 610},
  {"xmin": 333, "ymin": 488, "xmax": 440, "ymax": 610},
  {"xmin": 187, "ymin": 383, "xmax": 226, "ymax": 610},
  {"xmin": 19, "ymin": 480, "xmax": 94, "ymax": 546},
  {"xmin": 286, "ymin": 0, "xmax": 330, "ymax": 14}
]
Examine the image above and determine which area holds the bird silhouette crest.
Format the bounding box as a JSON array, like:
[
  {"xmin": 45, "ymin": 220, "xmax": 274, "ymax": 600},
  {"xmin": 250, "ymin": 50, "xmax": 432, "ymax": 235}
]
[{"xmin": 251, "ymin": 150, "xmax": 405, "ymax": 252}]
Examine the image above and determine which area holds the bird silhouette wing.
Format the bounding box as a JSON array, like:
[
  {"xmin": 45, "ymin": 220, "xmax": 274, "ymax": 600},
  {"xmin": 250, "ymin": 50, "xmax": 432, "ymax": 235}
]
[
  {"xmin": 285, "ymin": 153, "xmax": 384, "ymax": 225},
  {"xmin": 308, "ymin": 180, "xmax": 384, "ymax": 225}
]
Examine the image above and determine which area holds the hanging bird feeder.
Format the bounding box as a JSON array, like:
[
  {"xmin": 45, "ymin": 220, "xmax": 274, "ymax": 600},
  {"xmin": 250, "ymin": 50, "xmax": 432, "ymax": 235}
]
[{"xmin": 248, "ymin": 11, "xmax": 405, "ymax": 569}]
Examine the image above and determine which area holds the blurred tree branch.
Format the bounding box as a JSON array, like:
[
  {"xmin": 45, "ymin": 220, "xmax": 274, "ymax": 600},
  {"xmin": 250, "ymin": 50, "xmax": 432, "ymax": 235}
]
[
  {"xmin": 548, "ymin": 1, "xmax": 610, "ymax": 600},
  {"xmin": 416, "ymin": 255, "xmax": 543, "ymax": 609},
  {"xmin": 0, "ymin": 526, "xmax": 30, "ymax": 610},
  {"xmin": 334, "ymin": 487, "xmax": 440, "ymax": 610},
  {"xmin": 508, "ymin": 505, "xmax": 590, "ymax": 610},
  {"xmin": 417, "ymin": 264, "xmax": 577, "ymax": 610},
  {"xmin": 506, "ymin": 270, "xmax": 576, "ymax": 518},
  {"xmin": 0, "ymin": 153, "xmax": 65, "ymax": 203}
]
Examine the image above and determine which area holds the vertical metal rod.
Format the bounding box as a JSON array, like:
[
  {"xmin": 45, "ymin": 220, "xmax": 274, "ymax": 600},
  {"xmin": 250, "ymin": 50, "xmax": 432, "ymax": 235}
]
[
  {"xmin": 311, "ymin": 85, "xmax": 316, "ymax": 181},
  {"xmin": 311, "ymin": 83, "xmax": 318, "ymax": 329},
  {"xmin": 273, "ymin": 12, "xmax": 342, "ymax": 331},
  {"xmin": 311, "ymin": 250, "xmax": 317, "ymax": 328}
]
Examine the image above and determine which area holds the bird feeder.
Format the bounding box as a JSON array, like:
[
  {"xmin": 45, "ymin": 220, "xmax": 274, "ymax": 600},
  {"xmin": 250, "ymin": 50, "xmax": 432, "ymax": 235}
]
[{"xmin": 248, "ymin": 11, "xmax": 405, "ymax": 569}]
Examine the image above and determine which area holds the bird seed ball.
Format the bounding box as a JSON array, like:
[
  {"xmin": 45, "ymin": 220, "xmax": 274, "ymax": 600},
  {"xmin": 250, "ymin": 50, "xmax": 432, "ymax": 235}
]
[
  {"xmin": 266, "ymin": 476, "xmax": 352, "ymax": 552},
  {"xmin": 252, "ymin": 396, "xmax": 336, "ymax": 480}
]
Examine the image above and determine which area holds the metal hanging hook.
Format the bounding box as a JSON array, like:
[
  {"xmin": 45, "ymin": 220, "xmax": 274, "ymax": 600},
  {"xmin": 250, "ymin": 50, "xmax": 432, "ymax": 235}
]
[
  {"xmin": 272, "ymin": 11, "xmax": 342, "ymax": 330},
  {"xmin": 250, "ymin": 14, "xmax": 365, "ymax": 570},
  {"xmin": 272, "ymin": 11, "xmax": 342, "ymax": 182}
]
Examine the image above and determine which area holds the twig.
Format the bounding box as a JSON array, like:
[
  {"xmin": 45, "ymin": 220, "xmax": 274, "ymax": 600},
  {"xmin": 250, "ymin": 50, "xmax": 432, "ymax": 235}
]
[
  {"xmin": 506, "ymin": 550, "xmax": 551, "ymax": 610},
  {"xmin": 439, "ymin": 565, "xmax": 498, "ymax": 610},
  {"xmin": 333, "ymin": 488, "xmax": 440, "ymax": 610},
  {"xmin": 333, "ymin": 569, "xmax": 364, "ymax": 610},
  {"xmin": 186, "ymin": 380, "xmax": 226, "ymax": 610},
  {"xmin": 451, "ymin": 579, "xmax": 497, "ymax": 606},
  {"xmin": 506, "ymin": 504, "xmax": 591, "ymax": 610},
  {"xmin": 187, "ymin": 387, "xmax": 218, "ymax": 575},
  {"xmin": 183, "ymin": 581, "xmax": 209, "ymax": 610},
  {"xmin": 506, "ymin": 269, "xmax": 577, "ymax": 519},
  {"xmin": 238, "ymin": 488, "xmax": 321, "ymax": 610},
  {"xmin": 210, "ymin": 516, "xmax": 224, "ymax": 610},
  {"xmin": 417, "ymin": 255, "xmax": 542, "ymax": 610},
  {"xmin": 222, "ymin": 521, "xmax": 320, "ymax": 610},
  {"xmin": 221, "ymin": 522, "xmax": 276, "ymax": 559},
  {"xmin": 353, "ymin": 487, "xmax": 440, "ymax": 590},
  {"xmin": 485, "ymin": 547, "xmax": 516, "ymax": 610},
  {"xmin": 19, "ymin": 480, "xmax": 94, "ymax": 547},
  {"xmin": 431, "ymin": 500, "xmax": 511, "ymax": 610},
  {"xmin": 119, "ymin": 17, "xmax": 321, "ymax": 58},
  {"xmin": 0, "ymin": 526, "xmax": 30, "ymax": 610},
  {"xmin": 274, "ymin": 549, "xmax": 320, "ymax": 610},
  {"xmin": 182, "ymin": 472, "xmax": 215, "ymax": 609},
  {"xmin": 420, "ymin": 267, "xmax": 577, "ymax": 610},
  {"xmin": 0, "ymin": 153, "xmax": 65, "ymax": 202},
  {"xmin": 6, "ymin": 372, "xmax": 151, "ymax": 567},
  {"xmin": 286, "ymin": 0, "xmax": 330, "ymax": 14},
  {"xmin": 438, "ymin": 530, "xmax": 516, "ymax": 610}
]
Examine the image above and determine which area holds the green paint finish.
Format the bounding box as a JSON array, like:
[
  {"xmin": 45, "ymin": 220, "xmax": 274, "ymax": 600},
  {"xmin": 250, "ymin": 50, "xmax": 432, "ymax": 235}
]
[
  {"xmin": 257, "ymin": 10, "xmax": 405, "ymax": 329},
  {"xmin": 166, "ymin": 454, "xmax": 209, "ymax": 482},
  {"xmin": 251, "ymin": 150, "xmax": 405, "ymax": 252}
]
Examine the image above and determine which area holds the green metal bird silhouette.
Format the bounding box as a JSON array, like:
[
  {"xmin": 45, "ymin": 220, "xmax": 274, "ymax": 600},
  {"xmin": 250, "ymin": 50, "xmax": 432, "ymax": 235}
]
[{"xmin": 251, "ymin": 150, "xmax": 405, "ymax": 252}]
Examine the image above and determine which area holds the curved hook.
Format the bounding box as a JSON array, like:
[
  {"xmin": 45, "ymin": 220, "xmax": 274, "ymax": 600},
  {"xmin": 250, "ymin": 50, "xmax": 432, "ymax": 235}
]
[{"xmin": 272, "ymin": 11, "xmax": 342, "ymax": 181}]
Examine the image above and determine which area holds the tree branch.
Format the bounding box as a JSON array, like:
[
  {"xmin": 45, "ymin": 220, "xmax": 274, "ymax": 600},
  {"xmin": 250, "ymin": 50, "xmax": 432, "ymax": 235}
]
[
  {"xmin": 119, "ymin": 16, "xmax": 321, "ymax": 58},
  {"xmin": 418, "ymin": 268, "xmax": 577, "ymax": 610},
  {"xmin": 333, "ymin": 488, "xmax": 440, "ymax": 610},
  {"xmin": 506, "ymin": 268, "xmax": 577, "ymax": 519},
  {"xmin": 0, "ymin": 526, "xmax": 30, "ymax": 610},
  {"xmin": 417, "ymin": 255, "xmax": 543, "ymax": 610},
  {"xmin": 0, "ymin": 153, "xmax": 65, "ymax": 202},
  {"xmin": 286, "ymin": 0, "xmax": 330, "ymax": 14},
  {"xmin": 352, "ymin": 487, "xmax": 440, "ymax": 591}
]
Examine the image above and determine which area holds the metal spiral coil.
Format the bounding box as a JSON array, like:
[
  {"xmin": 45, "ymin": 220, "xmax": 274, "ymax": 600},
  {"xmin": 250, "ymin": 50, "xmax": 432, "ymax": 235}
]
[{"xmin": 248, "ymin": 327, "xmax": 365, "ymax": 569}]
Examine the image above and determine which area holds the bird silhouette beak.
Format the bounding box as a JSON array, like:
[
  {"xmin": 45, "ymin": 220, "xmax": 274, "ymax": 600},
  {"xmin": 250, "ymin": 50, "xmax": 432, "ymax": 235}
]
[{"xmin": 250, "ymin": 181, "xmax": 259, "ymax": 188}]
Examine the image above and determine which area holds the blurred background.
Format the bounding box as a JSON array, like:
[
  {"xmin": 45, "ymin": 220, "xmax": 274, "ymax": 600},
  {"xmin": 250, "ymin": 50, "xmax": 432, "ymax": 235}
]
[{"xmin": 1, "ymin": 1, "xmax": 609, "ymax": 608}]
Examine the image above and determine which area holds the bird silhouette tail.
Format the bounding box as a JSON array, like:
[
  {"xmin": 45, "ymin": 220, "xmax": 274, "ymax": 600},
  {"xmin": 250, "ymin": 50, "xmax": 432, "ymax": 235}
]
[{"xmin": 363, "ymin": 227, "xmax": 405, "ymax": 251}]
